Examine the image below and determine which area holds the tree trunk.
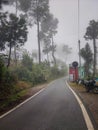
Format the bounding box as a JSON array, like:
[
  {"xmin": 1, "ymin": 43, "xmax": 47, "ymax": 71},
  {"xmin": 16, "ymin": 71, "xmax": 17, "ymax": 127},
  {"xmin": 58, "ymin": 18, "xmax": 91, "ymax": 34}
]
[
  {"xmin": 36, "ymin": 0, "xmax": 41, "ymax": 64},
  {"xmin": 37, "ymin": 20, "xmax": 41, "ymax": 64},
  {"xmin": 51, "ymin": 36, "xmax": 56, "ymax": 66},
  {"xmin": 14, "ymin": 0, "xmax": 18, "ymax": 66},
  {"xmin": 7, "ymin": 43, "xmax": 12, "ymax": 68},
  {"xmin": 14, "ymin": 45, "xmax": 17, "ymax": 65},
  {"xmin": 93, "ymin": 38, "xmax": 96, "ymax": 77},
  {"xmin": 47, "ymin": 52, "xmax": 50, "ymax": 63}
]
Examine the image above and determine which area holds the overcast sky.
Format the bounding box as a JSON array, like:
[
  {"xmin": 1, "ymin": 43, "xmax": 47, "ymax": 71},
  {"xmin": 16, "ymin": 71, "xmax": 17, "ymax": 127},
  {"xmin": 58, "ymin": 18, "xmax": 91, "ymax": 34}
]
[
  {"xmin": 49, "ymin": 0, "xmax": 98, "ymax": 46},
  {"xmin": 24, "ymin": 0, "xmax": 98, "ymax": 63}
]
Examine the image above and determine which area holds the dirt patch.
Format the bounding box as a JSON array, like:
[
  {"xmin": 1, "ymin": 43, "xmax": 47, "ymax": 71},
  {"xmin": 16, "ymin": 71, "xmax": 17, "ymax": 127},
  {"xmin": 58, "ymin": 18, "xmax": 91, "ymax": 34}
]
[
  {"xmin": 25, "ymin": 83, "xmax": 47, "ymax": 97},
  {"xmin": 69, "ymin": 82, "xmax": 98, "ymax": 128}
]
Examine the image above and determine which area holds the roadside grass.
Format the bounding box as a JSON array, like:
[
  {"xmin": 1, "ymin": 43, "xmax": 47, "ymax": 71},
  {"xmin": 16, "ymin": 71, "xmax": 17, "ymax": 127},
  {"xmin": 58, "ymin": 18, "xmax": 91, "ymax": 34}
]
[
  {"xmin": 68, "ymin": 81, "xmax": 85, "ymax": 91},
  {"xmin": 0, "ymin": 81, "xmax": 32, "ymax": 115}
]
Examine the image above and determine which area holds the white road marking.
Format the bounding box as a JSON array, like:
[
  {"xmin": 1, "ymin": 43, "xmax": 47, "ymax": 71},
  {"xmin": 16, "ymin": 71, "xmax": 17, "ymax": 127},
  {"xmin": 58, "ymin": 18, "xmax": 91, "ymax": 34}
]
[
  {"xmin": 0, "ymin": 88, "xmax": 45, "ymax": 119},
  {"xmin": 66, "ymin": 81, "xmax": 94, "ymax": 130}
]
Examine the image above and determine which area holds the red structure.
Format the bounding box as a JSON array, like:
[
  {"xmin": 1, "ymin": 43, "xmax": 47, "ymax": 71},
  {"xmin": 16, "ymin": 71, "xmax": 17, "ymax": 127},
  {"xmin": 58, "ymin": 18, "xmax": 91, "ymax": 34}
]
[{"xmin": 69, "ymin": 65, "xmax": 78, "ymax": 81}]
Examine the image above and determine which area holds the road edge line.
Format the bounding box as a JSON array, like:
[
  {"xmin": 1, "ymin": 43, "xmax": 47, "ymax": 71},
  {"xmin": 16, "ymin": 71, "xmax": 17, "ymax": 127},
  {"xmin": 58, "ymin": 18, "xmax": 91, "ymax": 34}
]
[
  {"xmin": 66, "ymin": 81, "xmax": 94, "ymax": 130},
  {"xmin": 0, "ymin": 88, "xmax": 45, "ymax": 119}
]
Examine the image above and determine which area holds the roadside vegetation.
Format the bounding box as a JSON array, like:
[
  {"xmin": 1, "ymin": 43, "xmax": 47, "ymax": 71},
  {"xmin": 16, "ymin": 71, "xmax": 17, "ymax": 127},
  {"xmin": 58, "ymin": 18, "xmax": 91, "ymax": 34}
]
[
  {"xmin": 0, "ymin": 53, "xmax": 67, "ymax": 113},
  {"xmin": 0, "ymin": 0, "xmax": 68, "ymax": 113}
]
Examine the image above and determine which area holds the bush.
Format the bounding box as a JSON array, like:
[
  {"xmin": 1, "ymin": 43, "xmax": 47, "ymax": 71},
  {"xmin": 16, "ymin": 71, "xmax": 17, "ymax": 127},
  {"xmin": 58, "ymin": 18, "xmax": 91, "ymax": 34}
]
[
  {"xmin": 12, "ymin": 66, "xmax": 33, "ymax": 82},
  {"xmin": 32, "ymin": 64, "xmax": 47, "ymax": 85},
  {"xmin": 50, "ymin": 66, "xmax": 60, "ymax": 78},
  {"xmin": 0, "ymin": 68, "xmax": 18, "ymax": 100},
  {"xmin": 0, "ymin": 57, "xmax": 5, "ymax": 82}
]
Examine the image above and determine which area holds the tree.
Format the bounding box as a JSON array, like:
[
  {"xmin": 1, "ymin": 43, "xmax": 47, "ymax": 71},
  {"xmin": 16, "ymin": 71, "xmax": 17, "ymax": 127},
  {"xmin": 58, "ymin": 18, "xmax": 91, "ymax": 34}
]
[
  {"xmin": 41, "ymin": 13, "xmax": 59, "ymax": 65},
  {"xmin": 31, "ymin": 0, "xmax": 49, "ymax": 63},
  {"xmin": 22, "ymin": 51, "xmax": 33, "ymax": 71},
  {"xmin": 84, "ymin": 20, "xmax": 98, "ymax": 76},
  {"xmin": 80, "ymin": 43, "xmax": 93, "ymax": 77},
  {"xmin": 0, "ymin": 12, "xmax": 28, "ymax": 67},
  {"xmin": 0, "ymin": 0, "xmax": 8, "ymax": 9},
  {"xmin": 0, "ymin": 12, "xmax": 7, "ymax": 50},
  {"xmin": 9, "ymin": 0, "xmax": 32, "ymax": 13},
  {"xmin": 14, "ymin": 0, "xmax": 50, "ymax": 64},
  {"xmin": 43, "ymin": 37, "xmax": 51, "ymax": 63}
]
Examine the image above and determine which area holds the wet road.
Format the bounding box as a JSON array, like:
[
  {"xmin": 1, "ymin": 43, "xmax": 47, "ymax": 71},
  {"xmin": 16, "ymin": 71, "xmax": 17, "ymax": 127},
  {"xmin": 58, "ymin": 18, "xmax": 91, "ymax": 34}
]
[{"xmin": 0, "ymin": 78, "xmax": 89, "ymax": 130}]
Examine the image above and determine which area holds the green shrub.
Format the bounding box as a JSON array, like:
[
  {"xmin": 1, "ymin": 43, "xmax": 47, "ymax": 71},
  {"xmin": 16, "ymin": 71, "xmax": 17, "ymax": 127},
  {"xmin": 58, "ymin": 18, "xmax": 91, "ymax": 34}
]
[
  {"xmin": 32, "ymin": 64, "xmax": 47, "ymax": 84},
  {"xmin": 0, "ymin": 57, "xmax": 5, "ymax": 82},
  {"xmin": 12, "ymin": 66, "xmax": 33, "ymax": 82},
  {"xmin": 0, "ymin": 68, "xmax": 18, "ymax": 100}
]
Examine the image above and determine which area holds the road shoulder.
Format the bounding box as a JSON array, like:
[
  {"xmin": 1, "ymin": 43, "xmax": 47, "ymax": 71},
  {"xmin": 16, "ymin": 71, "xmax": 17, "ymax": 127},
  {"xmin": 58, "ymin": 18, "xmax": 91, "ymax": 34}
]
[{"xmin": 68, "ymin": 81, "xmax": 98, "ymax": 129}]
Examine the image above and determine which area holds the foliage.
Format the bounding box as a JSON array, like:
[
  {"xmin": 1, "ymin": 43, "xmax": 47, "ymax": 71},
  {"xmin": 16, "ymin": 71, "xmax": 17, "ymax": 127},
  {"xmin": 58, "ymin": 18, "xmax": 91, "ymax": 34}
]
[
  {"xmin": 43, "ymin": 37, "xmax": 51, "ymax": 63},
  {"xmin": 31, "ymin": 0, "xmax": 49, "ymax": 23},
  {"xmin": 84, "ymin": 20, "xmax": 98, "ymax": 40},
  {"xmin": 41, "ymin": 13, "xmax": 59, "ymax": 65},
  {"xmin": 41, "ymin": 13, "xmax": 58, "ymax": 37},
  {"xmin": 17, "ymin": 0, "xmax": 32, "ymax": 12},
  {"xmin": 0, "ymin": 12, "xmax": 28, "ymax": 67},
  {"xmin": 32, "ymin": 63, "xmax": 48, "ymax": 84},
  {"xmin": 62, "ymin": 44, "xmax": 72, "ymax": 60},
  {"xmin": 0, "ymin": 56, "xmax": 6, "ymax": 82},
  {"xmin": 12, "ymin": 66, "xmax": 33, "ymax": 82},
  {"xmin": 30, "ymin": 0, "xmax": 50, "ymax": 63},
  {"xmin": 80, "ymin": 43, "xmax": 93, "ymax": 77},
  {"xmin": 84, "ymin": 20, "xmax": 98, "ymax": 76},
  {"xmin": 0, "ymin": 12, "xmax": 7, "ymax": 51},
  {"xmin": 0, "ymin": 67, "xmax": 17, "ymax": 100},
  {"xmin": 49, "ymin": 65, "xmax": 66, "ymax": 79},
  {"xmin": 9, "ymin": 0, "xmax": 32, "ymax": 12},
  {"xmin": 0, "ymin": 0, "xmax": 8, "ymax": 9},
  {"xmin": 22, "ymin": 52, "xmax": 33, "ymax": 71}
]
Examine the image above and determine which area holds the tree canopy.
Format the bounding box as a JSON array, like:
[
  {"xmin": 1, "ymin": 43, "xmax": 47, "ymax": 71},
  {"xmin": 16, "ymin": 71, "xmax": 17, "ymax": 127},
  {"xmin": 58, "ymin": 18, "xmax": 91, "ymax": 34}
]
[
  {"xmin": 84, "ymin": 20, "xmax": 98, "ymax": 76},
  {"xmin": 0, "ymin": 0, "xmax": 8, "ymax": 9},
  {"xmin": 80, "ymin": 43, "xmax": 93, "ymax": 77},
  {"xmin": 0, "ymin": 12, "xmax": 28, "ymax": 67}
]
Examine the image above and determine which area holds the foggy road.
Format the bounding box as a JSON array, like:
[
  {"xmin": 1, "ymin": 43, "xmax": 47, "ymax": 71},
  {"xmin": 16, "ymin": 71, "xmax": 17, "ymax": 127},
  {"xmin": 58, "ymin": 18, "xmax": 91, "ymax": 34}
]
[{"xmin": 0, "ymin": 78, "xmax": 92, "ymax": 130}]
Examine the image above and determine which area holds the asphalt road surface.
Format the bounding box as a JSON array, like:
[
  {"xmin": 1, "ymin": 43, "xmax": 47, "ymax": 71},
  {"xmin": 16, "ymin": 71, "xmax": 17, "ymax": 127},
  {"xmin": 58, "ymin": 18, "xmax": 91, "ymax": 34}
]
[{"xmin": 0, "ymin": 78, "xmax": 91, "ymax": 130}]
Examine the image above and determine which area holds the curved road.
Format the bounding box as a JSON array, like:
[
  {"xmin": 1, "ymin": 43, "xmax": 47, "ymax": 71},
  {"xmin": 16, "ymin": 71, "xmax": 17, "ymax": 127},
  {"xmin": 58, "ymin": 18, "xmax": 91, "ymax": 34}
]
[{"xmin": 0, "ymin": 78, "xmax": 93, "ymax": 130}]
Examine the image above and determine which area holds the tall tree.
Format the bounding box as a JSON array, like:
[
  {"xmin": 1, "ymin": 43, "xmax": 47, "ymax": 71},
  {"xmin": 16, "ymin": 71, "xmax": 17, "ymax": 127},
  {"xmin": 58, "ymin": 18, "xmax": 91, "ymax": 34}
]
[
  {"xmin": 43, "ymin": 37, "xmax": 51, "ymax": 63},
  {"xmin": 31, "ymin": 0, "xmax": 49, "ymax": 63},
  {"xmin": 41, "ymin": 13, "xmax": 59, "ymax": 65},
  {"xmin": 0, "ymin": 12, "xmax": 28, "ymax": 67},
  {"xmin": 11, "ymin": 0, "xmax": 49, "ymax": 64},
  {"xmin": 84, "ymin": 20, "xmax": 98, "ymax": 77},
  {"xmin": 80, "ymin": 43, "xmax": 93, "ymax": 77}
]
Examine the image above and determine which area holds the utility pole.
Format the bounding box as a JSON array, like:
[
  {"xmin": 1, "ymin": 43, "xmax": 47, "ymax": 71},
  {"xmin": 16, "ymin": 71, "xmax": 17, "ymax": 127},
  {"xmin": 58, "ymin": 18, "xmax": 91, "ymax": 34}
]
[
  {"xmin": 78, "ymin": 0, "xmax": 82, "ymax": 78},
  {"xmin": 78, "ymin": 0, "xmax": 81, "ymax": 67}
]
